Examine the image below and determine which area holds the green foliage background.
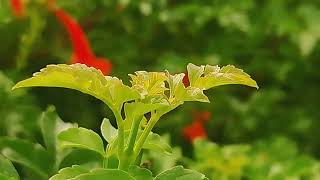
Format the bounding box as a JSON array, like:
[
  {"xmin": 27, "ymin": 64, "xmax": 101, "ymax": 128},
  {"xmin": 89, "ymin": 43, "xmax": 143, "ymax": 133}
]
[{"xmin": 0, "ymin": 0, "xmax": 320, "ymax": 179}]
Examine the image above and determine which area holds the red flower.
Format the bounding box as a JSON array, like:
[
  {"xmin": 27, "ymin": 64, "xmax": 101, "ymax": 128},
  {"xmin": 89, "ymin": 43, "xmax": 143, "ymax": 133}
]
[
  {"xmin": 183, "ymin": 121, "xmax": 207, "ymax": 142},
  {"xmin": 183, "ymin": 110, "xmax": 211, "ymax": 143},
  {"xmin": 54, "ymin": 8, "xmax": 112, "ymax": 75},
  {"xmin": 182, "ymin": 72, "xmax": 190, "ymax": 87},
  {"xmin": 10, "ymin": 0, "xmax": 24, "ymax": 17}
]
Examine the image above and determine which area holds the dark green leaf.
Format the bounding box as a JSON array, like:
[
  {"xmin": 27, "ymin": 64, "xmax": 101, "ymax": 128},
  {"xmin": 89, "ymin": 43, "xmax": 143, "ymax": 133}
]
[
  {"xmin": 59, "ymin": 149, "xmax": 103, "ymax": 170},
  {"xmin": 0, "ymin": 155, "xmax": 19, "ymax": 180},
  {"xmin": 0, "ymin": 138, "xmax": 53, "ymax": 179}
]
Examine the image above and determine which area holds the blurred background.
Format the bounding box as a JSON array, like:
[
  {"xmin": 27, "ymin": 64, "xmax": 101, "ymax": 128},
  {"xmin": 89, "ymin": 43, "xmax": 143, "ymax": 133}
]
[{"xmin": 1, "ymin": 0, "xmax": 320, "ymax": 179}]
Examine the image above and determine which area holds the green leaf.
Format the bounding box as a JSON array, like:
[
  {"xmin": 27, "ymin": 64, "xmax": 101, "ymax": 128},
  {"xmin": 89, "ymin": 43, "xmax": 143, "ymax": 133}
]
[
  {"xmin": 59, "ymin": 149, "xmax": 103, "ymax": 170},
  {"xmin": 186, "ymin": 64, "xmax": 205, "ymax": 88},
  {"xmin": 0, "ymin": 71, "xmax": 41, "ymax": 137},
  {"xmin": 128, "ymin": 165, "xmax": 153, "ymax": 180},
  {"xmin": 154, "ymin": 166, "xmax": 208, "ymax": 180},
  {"xmin": 124, "ymin": 102, "xmax": 166, "ymax": 130},
  {"xmin": 156, "ymin": 72, "xmax": 209, "ymax": 116},
  {"xmin": 73, "ymin": 169, "xmax": 134, "ymax": 180},
  {"xmin": 40, "ymin": 106, "xmax": 58, "ymax": 153},
  {"xmin": 187, "ymin": 63, "xmax": 258, "ymax": 89},
  {"xmin": 13, "ymin": 64, "xmax": 140, "ymax": 110},
  {"xmin": 144, "ymin": 133, "xmax": 172, "ymax": 155},
  {"xmin": 166, "ymin": 72, "xmax": 209, "ymax": 103},
  {"xmin": 49, "ymin": 165, "xmax": 89, "ymax": 180},
  {"xmin": 40, "ymin": 106, "xmax": 76, "ymax": 154},
  {"xmin": 100, "ymin": 118, "xmax": 117, "ymax": 143},
  {"xmin": 0, "ymin": 138, "xmax": 53, "ymax": 179},
  {"xmin": 58, "ymin": 127, "xmax": 105, "ymax": 157},
  {"xmin": 0, "ymin": 155, "xmax": 19, "ymax": 180}
]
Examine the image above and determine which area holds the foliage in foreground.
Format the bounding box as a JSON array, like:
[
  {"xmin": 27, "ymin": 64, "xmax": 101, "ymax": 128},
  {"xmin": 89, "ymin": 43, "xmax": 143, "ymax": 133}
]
[
  {"xmin": 0, "ymin": 63, "xmax": 256, "ymax": 179},
  {"xmin": 143, "ymin": 137, "xmax": 320, "ymax": 180}
]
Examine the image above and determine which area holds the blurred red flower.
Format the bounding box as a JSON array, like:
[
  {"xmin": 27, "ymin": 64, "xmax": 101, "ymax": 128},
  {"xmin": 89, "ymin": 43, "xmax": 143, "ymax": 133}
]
[
  {"xmin": 54, "ymin": 9, "xmax": 112, "ymax": 75},
  {"xmin": 10, "ymin": 0, "xmax": 112, "ymax": 75},
  {"xmin": 183, "ymin": 110, "xmax": 211, "ymax": 142},
  {"xmin": 10, "ymin": 0, "xmax": 24, "ymax": 17},
  {"xmin": 183, "ymin": 121, "xmax": 207, "ymax": 142},
  {"xmin": 182, "ymin": 72, "xmax": 190, "ymax": 87}
]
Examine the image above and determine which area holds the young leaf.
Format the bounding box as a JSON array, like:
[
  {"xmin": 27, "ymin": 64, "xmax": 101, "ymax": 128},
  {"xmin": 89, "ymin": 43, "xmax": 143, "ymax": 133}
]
[
  {"xmin": 166, "ymin": 72, "xmax": 209, "ymax": 103},
  {"xmin": 143, "ymin": 132, "xmax": 172, "ymax": 155},
  {"xmin": 128, "ymin": 165, "xmax": 153, "ymax": 180},
  {"xmin": 49, "ymin": 165, "xmax": 89, "ymax": 180},
  {"xmin": 154, "ymin": 166, "xmax": 208, "ymax": 180},
  {"xmin": 186, "ymin": 64, "xmax": 205, "ymax": 88},
  {"xmin": 156, "ymin": 72, "xmax": 209, "ymax": 116},
  {"xmin": 0, "ymin": 155, "xmax": 19, "ymax": 180},
  {"xmin": 40, "ymin": 106, "xmax": 77, "ymax": 154},
  {"xmin": 100, "ymin": 118, "xmax": 117, "ymax": 143},
  {"xmin": 40, "ymin": 106, "xmax": 58, "ymax": 153},
  {"xmin": 59, "ymin": 149, "xmax": 103, "ymax": 170},
  {"xmin": 73, "ymin": 169, "xmax": 135, "ymax": 180},
  {"xmin": 58, "ymin": 127, "xmax": 105, "ymax": 157},
  {"xmin": 129, "ymin": 71, "xmax": 168, "ymax": 101},
  {"xmin": 0, "ymin": 138, "xmax": 53, "ymax": 179},
  {"xmin": 12, "ymin": 64, "xmax": 140, "ymax": 110},
  {"xmin": 187, "ymin": 63, "xmax": 258, "ymax": 89}
]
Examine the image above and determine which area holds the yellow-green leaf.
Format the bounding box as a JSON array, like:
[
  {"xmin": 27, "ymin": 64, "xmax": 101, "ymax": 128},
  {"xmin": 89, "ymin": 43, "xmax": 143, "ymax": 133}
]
[
  {"xmin": 124, "ymin": 102, "xmax": 166, "ymax": 130},
  {"xmin": 49, "ymin": 165, "xmax": 89, "ymax": 180},
  {"xmin": 13, "ymin": 64, "xmax": 140, "ymax": 110},
  {"xmin": 129, "ymin": 71, "xmax": 168, "ymax": 101},
  {"xmin": 100, "ymin": 118, "xmax": 117, "ymax": 143},
  {"xmin": 187, "ymin": 63, "xmax": 258, "ymax": 89}
]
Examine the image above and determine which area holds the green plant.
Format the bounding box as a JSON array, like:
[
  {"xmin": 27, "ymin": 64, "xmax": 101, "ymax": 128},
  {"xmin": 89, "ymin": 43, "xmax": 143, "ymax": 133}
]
[
  {"xmin": 186, "ymin": 137, "xmax": 320, "ymax": 180},
  {"xmin": 0, "ymin": 106, "xmax": 75, "ymax": 180},
  {"xmin": 8, "ymin": 63, "xmax": 257, "ymax": 179}
]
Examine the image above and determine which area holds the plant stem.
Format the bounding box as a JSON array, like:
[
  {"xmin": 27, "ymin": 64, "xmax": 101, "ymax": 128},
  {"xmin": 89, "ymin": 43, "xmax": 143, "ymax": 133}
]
[
  {"xmin": 102, "ymin": 157, "xmax": 108, "ymax": 168},
  {"xmin": 133, "ymin": 114, "xmax": 160, "ymax": 158},
  {"xmin": 118, "ymin": 116, "xmax": 142, "ymax": 171},
  {"xmin": 118, "ymin": 154, "xmax": 132, "ymax": 171},
  {"xmin": 134, "ymin": 150, "xmax": 143, "ymax": 165},
  {"xmin": 114, "ymin": 110, "xmax": 125, "ymax": 169},
  {"xmin": 125, "ymin": 116, "xmax": 142, "ymax": 155}
]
